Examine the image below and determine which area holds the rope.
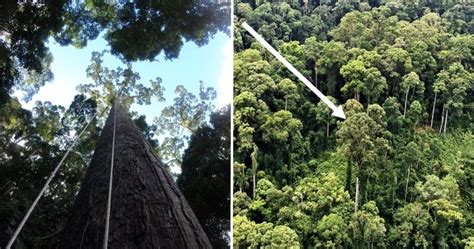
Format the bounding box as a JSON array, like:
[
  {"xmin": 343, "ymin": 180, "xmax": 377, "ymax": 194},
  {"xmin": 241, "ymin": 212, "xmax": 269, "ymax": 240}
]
[
  {"xmin": 103, "ymin": 99, "xmax": 117, "ymax": 249},
  {"xmin": 6, "ymin": 106, "xmax": 109, "ymax": 249}
]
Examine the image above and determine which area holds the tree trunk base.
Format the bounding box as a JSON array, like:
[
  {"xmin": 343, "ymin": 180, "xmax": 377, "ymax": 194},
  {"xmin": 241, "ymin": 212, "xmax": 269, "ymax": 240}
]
[{"xmin": 58, "ymin": 103, "xmax": 212, "ymax": 249}]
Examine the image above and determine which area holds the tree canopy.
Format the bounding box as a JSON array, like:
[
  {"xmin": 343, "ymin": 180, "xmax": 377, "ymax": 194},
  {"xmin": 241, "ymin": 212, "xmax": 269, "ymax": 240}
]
[
  {"xmin": 0, "ymin": 0, "xmax": 231, "ymax": 247},
  {"xmin": 0, "ymin": 0, "xmax": 230, "ymax": 104}
]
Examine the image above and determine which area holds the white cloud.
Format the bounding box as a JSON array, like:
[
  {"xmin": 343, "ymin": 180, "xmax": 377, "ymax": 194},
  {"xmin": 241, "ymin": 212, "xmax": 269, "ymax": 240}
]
[{"xmin": 216, "ymin": 39, "xmax": 233, "ymax": 108}]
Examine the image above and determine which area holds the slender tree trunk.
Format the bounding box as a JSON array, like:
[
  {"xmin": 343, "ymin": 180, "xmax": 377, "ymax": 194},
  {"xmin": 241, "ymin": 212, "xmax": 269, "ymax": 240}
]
[
  {"xmin": 430, "ymin": 92, "xmax": 437, "ymax": 128},
  {"xmin": 326, "ymin": 120, "xmax": 329, "ymax": 138},
  {"xmin": 354, "ymin": 176, "xmax": 360, "ymax": 213},
  {"xmin": 404, "ymin": 165, "xmax": 410, "ymax": 201},
  {"xmin": 58, "ymin": 103, "xmax": 212, "ymax": 249},
  {"xmin": 444, "ymin": 108, "xmax": 448, "ymax": 134},
  {"xmin": 314, "ymin": 65, "xmax": 318, "ymax": 89},
  {"xmin": 439, "ymin": 105, "xmax": 445, "ymax": 134},
  {"xmin": 252, "ymin": 173, "xmax": 256, "ymax": 199},
  {"xmin": 285, "ymin": 96, "xmax": 288, "ymax": 111},
  {"xmin": 403, "ymin": 87, "xmax": 409, "ymax": 117}
]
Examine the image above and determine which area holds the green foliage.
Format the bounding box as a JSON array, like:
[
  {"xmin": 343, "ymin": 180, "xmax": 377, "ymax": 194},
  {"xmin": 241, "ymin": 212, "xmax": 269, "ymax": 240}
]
[
  {"xmin": 79, "ymin": 51, "xmax": 165, "ymax": 111},
  {"xmin": 0, "ymin": 0, "xmax": 67, "ymax": 103},
  {"xmin": 1, "ymin": 0, "xmax": 231, "ymax": 247},
  {"xmin": 0, "ymin": 95, "xmax": 98, "ymax": 247},
  {"xmin": 233, "ymin": 215, "xmax": 300, "ymax": 248},
  {"xmin": 261, "ymin": 111, "xmax": 302, "ymax": 144},
  {"xmin": 1, "ymin": 0, "xmax": 230, "ymax": 104},
  {"xmin": 315, "ymin": 213, "xmax": 349, "ymax": 248},
  {"xmin": 177, "ymin": 106, "xmax": 231, "ymax": 248},
  {"xmin": 261, "ymin": 225, "xmax": 300, "ymax": 248},
  {"xmin": 350, "ymin": 201, "xmax": 387, "ymax": 249},
  {"xmin": 1, "ymin": 53, "xmax": 222, "ymax": 249},
  {"xmin": 103, "ymin": 0, "xmax": 230, "ymax": 61},
  {"xmin": 389, "ymin": 202, "xmax": 432, "ymax": 248},
  {"xmin": 336, "ymin": 105, "xmax": 388, "ymax": 170},
  {"xmin": 154, "ymin": 82, "xmax": 216, "ymax": 166},
  {"xmin": 234, "ymin": 0, "xmax": 473, "ymax": 247}
]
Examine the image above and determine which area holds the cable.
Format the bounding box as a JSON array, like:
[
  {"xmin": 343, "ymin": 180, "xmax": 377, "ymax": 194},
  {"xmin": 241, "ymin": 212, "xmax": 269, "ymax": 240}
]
[
  {"xmin": 6, "ymin": 106, "xmax": 109, "ymax": 249},
  {"xmin": 103, "ymin": 99, "xmax": 117, "ymax": 249}
]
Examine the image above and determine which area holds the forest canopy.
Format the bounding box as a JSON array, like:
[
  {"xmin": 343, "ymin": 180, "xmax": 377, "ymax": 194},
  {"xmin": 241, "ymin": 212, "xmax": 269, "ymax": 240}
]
[
  {"xmin": 0, "ymin": 0, "xmax": 230, "ymax": 104},
  {"xmin": 0, "ymin": 0, "xmax": 231, "ymax": 248},
  {"xmin": 233, "ymin": 0, "xmax": 473, "ymax": 248}
]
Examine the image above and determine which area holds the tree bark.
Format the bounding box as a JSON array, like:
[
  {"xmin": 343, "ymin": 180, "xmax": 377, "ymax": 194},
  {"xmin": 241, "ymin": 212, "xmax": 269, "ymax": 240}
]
[
  {"xmin": 252, "ymin": 172, "xmax": 256, "ymax": 199},
  {"xmin": 430, "ymin": 92, "xmax": 437, "ymax": 128},
  {"xmin": 444, "ymin": 108, "xmax": 448, "ymax": 134},
  {"xmin": 58, "ymin": 103, "xmax": 212, "ymax": 249},
  {"xmin": 439, "ymin": 105, "xmax": 445, "ymax": 134},
  {"xmin": 403, "ymin": 87, "xmax": 409, "ymax": 117}
]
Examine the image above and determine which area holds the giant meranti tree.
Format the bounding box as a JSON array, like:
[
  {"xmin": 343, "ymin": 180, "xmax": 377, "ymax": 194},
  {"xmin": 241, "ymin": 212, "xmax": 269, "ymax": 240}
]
[{"xmin": 58, "ymin": 102, "xmax": 211, "ymax": 248}]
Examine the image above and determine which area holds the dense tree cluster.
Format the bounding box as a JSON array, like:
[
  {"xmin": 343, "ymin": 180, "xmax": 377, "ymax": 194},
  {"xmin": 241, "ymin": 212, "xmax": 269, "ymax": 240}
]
[
  {"xmin": 178, "ymin": 106, "xmax": 231, "ymax": 248},
  {"xmin": 233, "ymin": 0, "xmax": 473, "ymax": 248},
  {"xmin": 0, "ymin": 95, "xmax": 100, "ymax": 248}
]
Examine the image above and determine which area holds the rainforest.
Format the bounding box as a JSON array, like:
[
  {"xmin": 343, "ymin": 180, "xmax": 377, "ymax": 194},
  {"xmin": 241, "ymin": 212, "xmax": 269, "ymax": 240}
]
[{"xmin": 233, "ymin": 0, "xmax": 473, "ymax": 248}]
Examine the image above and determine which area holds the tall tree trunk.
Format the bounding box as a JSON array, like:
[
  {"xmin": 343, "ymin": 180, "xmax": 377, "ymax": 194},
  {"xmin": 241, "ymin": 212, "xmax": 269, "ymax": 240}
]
[
  {"xmin": 430, "ymin": 92, "xmax": 437, "ymax": 128},
  {"xmin": 326, "ymin": 120, "xmax": 329, "ymax": 138},
  {"xmin": 354, "ymin": 176, "xmax": 360, "ymax": 213},
  {"xmin": 444, "ymin": 108, "xmax": 448, "ymax": 134},
  {"xmin": 439, "ymin": 105, "xmax": 445, "ymax": 134},
  {"xmin": 403, "ymin": 87, "xmax": 409, "ymax": 117},
  {"xmin": 285, "ymin": 95, "xmax": 288, "ymax": 111},
  {"xmin": 314, "ymin": 65, "xmax": 318, "ymax": 89},
  {"xmin": 404, "ymin": 165, "xmax": 410, "ymax": 202},
  {"xmin": 58, "ymin": 103, "xmax": 212, "ymax": 249},
  {"xmin": 252, "ymin": 173, "xmax": 256, "ymax": 199}
]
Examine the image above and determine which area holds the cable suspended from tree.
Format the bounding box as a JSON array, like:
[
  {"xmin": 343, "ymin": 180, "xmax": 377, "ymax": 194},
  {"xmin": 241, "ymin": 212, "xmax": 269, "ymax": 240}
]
[
  {"xmin": 5, "ymin": 105, "xmax": 110, "ymax": 249},
  {"xmin": 103, "ymin": 97, "xmax": 117, "ymax": 249}
]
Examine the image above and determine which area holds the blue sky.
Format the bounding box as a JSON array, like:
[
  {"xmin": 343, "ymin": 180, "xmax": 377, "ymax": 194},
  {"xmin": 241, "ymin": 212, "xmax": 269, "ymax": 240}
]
[
  {"xmin": 14, "ymin": 31, "xmax": 232, "ymax": 172},
  {"xmin": 15, "ymin": 32, "xmax": 232, "ymax": 124}
]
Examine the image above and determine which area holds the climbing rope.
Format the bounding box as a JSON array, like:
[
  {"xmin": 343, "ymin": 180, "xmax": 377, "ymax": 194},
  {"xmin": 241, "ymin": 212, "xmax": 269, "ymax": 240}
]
[
  {"xmin": 6, "ymin": 106, "xmax": 109, "ymax": 249},
  {"xmin": 103, "ymin": 99, "xmax": 117, "ymax": 249}
]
